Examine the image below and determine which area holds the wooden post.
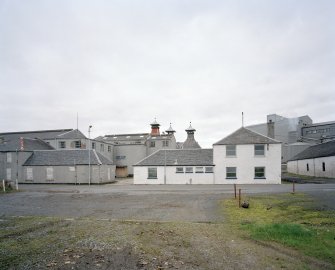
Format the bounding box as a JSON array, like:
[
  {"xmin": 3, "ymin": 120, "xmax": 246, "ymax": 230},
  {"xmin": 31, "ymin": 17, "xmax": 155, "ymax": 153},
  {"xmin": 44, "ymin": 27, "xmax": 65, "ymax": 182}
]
[
  {"xmin": 292, "ymin": 182, "xmax": 295, "ymax": 194},
  {"xmin": 234, "ymin": 184, "xmax": 237, "ymax": 199},
  {"xmin": 238, "ymin": 189, "xmax": 241, "ymax": 208}
]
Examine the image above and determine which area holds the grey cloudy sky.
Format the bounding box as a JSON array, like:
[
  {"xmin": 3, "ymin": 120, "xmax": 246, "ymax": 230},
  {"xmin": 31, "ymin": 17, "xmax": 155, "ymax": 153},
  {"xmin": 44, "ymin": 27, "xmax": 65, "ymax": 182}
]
[{"xmin": 1, "ymin": 0, "xmax": 334, "ymax": 147}]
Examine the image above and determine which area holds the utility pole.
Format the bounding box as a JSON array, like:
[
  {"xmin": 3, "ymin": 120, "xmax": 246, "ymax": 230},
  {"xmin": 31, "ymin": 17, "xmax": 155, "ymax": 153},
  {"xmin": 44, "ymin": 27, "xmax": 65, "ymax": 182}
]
[{"xmin": 88, "ymin": 125, "xmax": 92, "ymax": 186}]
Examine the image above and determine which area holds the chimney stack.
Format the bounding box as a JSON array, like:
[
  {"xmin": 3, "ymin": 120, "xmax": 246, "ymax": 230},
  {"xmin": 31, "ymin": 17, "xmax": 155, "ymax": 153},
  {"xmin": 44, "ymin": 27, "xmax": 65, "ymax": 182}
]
[{"xmin": 150, "ymin": 118, "xmax": 160, "ymax": 136}]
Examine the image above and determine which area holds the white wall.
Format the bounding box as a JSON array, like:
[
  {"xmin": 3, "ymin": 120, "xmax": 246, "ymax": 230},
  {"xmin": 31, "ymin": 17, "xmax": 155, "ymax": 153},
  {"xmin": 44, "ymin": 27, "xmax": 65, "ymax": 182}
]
[
  {"xmin": 213, "ymin": 144, "xmax": 281, "ymax": 184},
  {"xmin": 134, "ymin": 166, "xmax": 214, "ymax": 184},
  {"xmin": 287, "ymin": 156, "xmax": 335, "ymax": 178}
]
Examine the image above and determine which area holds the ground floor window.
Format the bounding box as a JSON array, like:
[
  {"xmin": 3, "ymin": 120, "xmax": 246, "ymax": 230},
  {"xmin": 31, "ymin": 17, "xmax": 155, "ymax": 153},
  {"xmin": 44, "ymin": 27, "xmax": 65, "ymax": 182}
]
[
  {"xmin": 6, "ymin": 168, "xmax": 11, "ymax": 180},
  {"xmin": 26, "ymin": 168, "xmax": 33, "ymax": 180},
  {"xmin": 226, "ymin": 167, "xmax": 236, "ymax": 179},
  {"xmin": 176, "ymin": 167, "xmax": 184, "ymax": 173},
  {"xmin": 306, "ymin": 163, "xmax": 309, "ymax": 171},
  {"xmin": 46, "ymin": 167, "xmax": 54, "ymax": 180},
  {"xmin": 322, "ymin": 162, "xmax": 326, "ymax": 171},
  {"xmin": 148, "ymin": 168, "xmax": 157, "ymax": 179},
  {"xmin": 205, "ymin": 167, "xmax": 213, "ymax": 173},
  {"xmin": 185, "ymin": 167, "xmax": 193, "ymax": 173},
  {"xmin": 254, "ymin": 167, "xmax": 265, "ymax": 179}
]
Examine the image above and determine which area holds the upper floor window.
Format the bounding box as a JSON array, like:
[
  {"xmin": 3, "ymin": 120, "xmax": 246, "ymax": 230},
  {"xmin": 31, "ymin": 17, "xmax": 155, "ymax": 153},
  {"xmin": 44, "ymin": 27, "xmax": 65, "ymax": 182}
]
[
  {"xmin": 205, "ymin": 167, "xmax": 214, "ymax": 173},
  {"xmin": 195, "ymin": 167, "xmax": 203, "ymax": 173},
  {"xmin": 92, "ymin": 142, "xmax": 95, "ymax": 149},
  {"xmin": 59, "ymin": 141, "xmax": 66, "ymax": 149},
  {"xmin": 254, "ymin": 145, "xmax": 265, "ymax": 156},
  {"xmin": 74, "ymin": 141, "xmax": 81, "ymax": 148},
  {"xmin": 108, "ymin": 146, "xmax": 112, "ymax": 152},
  {"xmin": 226, "ymin": 145, "xmax": 236, "ymax": 156},
  {"xmin": 6, "ymin": 153, "xmax": 12, "ymax": 163},
  {"xmin": 150, "ymin": 141, "xmax": 155, "ymax": 148},
  {"xmin": 176, "ymin": 167, "xmax": 184, "ymax": 173},
  {"xmin": 162, "ymin": 141, "xmax": 169, "ymax": 147}
]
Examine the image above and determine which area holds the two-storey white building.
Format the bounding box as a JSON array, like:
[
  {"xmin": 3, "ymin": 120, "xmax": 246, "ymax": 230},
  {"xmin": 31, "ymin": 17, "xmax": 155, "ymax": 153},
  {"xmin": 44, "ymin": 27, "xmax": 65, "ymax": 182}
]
[{"xmin": 213, "ymin": 127, "xmax": 281, "ymax": 184}]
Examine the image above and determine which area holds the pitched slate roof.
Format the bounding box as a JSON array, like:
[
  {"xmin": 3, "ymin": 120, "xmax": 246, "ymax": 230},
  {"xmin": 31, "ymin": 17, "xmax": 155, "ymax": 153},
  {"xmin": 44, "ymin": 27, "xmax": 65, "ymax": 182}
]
[
  {"xmin": 289, "ymin": 140, "xmax": 335, "ymax": 161},
  {"xmin": 134, "ymin": 149, "xmax": 213, "ymax": 166},
  {"xmin": 23, "ymin": 150, "xmax": 113, "ymax": 166},
  {"xmin": 214, "ymin": 127, "xmax": 281, "ymax": 145},
  {"xmin": 0, "ymin": 137, "xmax": 54, "ymax": 152},
  {"xmin": 0, "ymin": 129, "xmax": 74, "ymax": 140}
]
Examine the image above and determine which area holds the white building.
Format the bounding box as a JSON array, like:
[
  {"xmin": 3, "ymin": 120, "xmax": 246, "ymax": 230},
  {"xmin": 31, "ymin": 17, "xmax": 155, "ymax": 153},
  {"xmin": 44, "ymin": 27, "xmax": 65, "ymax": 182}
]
[
  {"xmin": 213, "ymin": 127, "xmax": 282, "ymax": 184},
  {"xmin": 287, "ymin": 140, "xmax": 335, "ymax": 178},
  {"xmin": 133, "ymin": 149, "xmax": 214, "ymax": 184}
]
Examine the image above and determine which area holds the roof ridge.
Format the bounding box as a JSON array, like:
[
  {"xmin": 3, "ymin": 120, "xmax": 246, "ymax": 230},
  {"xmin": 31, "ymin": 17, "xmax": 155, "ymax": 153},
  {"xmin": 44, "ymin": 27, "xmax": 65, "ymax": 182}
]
[{"xmin": 243, "ymin": 127, "xmax": 281, "ymax": 143}]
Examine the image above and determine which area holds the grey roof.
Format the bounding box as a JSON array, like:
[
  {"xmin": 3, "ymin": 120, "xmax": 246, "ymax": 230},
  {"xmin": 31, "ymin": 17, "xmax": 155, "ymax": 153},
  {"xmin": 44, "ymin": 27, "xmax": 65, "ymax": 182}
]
[
  {"xmin": 0, "ymin": 129, "xmax": 86, "ymax": 141},
  {"xmin": 134, "ymin": 149, "xmax": 213, "ymax": 166},
  {"xmin": 214, "ymin": 127, "xmax": 281, "ymax": 145},
  {"xmin": 289, "ymin": 140, "xmax": 335, "ymax": 161},
  {"xmin": 0, "ymin": 137, "xmax": 54, "ymax": 152},
  {"xmin": 23, "ymin": 150, "xmax": 113, "ymax": 166},
  {"xmin": 100, "ymin": 133, "xmax": 149, "ymax": 141},
  {"xmin": 183, "ymin": 136, "xmax": 201, "ymax": 149}
]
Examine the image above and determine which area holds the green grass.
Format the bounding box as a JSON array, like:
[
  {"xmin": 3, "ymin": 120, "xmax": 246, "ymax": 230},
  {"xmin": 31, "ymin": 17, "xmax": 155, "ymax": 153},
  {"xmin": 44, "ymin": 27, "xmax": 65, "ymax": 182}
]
[{"xmin": 223, "ymin": 193, "xmax": 335, "ymax": 265}]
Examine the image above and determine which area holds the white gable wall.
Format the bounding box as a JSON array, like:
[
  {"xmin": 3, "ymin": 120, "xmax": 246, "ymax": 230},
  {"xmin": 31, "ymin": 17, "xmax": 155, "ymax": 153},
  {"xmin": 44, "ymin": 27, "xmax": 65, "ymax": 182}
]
[
  {"xmin": 213, "ymin": 144, "xmax": 281, "ymax": 184},
  {"xmin": 287, "ymin": 156, "xmax": 335, "ymax": 178}
]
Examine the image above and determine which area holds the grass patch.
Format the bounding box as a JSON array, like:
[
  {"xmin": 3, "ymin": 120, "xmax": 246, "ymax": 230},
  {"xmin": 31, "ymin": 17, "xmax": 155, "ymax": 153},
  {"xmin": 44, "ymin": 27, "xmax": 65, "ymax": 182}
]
[{"xmin": 223, "ymin": 193, "xmax": 335, "ymax": 265}]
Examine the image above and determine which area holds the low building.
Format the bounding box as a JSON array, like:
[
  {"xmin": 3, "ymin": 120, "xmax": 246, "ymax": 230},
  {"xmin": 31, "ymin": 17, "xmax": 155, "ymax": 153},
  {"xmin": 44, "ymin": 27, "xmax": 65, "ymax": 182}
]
[
  {"xmin": 213, "ymin": 127, "xmax": 282, "ymax": 184},
  {"xmin": 133, "ymin": 149, "xmax": 214, "ymax": 184},
  {"xmin": 287, "ymin": 141, "xmax": 335, "ymax": 178},
  {"xmin": 22, "ymin": 150, "xmax": 115, "ymax": 184}
]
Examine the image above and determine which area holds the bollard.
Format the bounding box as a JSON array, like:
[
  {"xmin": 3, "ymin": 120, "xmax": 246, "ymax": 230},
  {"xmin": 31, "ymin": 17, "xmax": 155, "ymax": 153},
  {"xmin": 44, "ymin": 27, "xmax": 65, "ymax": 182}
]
[
  {"xmin": 292, "ymin": 182, "xmax": 295, "ymax": 194},
  {"xmin": 2, "ymin": 180, "xmax": 5, "ymax": 192},
  {"xmin": 234, "ymin": 184, "xmax": 237, "ymax": 199},
  {"xmin": 238, "ymin": 189, "xmax": 241, "ymax": 208},
  {"xmin": 16, "ymin": 179, "xmax": 19, "ymax": 190}
]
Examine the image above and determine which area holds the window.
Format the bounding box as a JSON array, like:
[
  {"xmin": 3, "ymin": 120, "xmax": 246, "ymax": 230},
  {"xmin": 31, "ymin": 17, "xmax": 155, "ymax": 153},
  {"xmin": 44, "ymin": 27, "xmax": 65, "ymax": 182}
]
[
  {"xmin": 46, "ymin": 167, "xmax": 54, "ymax": 180},
  {"xmin": 205, "ymin": 167, "xmax": 213, "ymax": 173},
  {"xmin": 108, "ymin": 146, "xmax": 112, "ymax": 152},
  {"xmin": 100, "ymin": 144, "xmax": 104, "ymax": 152},
  {"xmin": 150, "ymin": 141, "xmax": 155, "ymax": 148},
  {"xmin": 148, "ymin": 168, "xmax": 157, "ymax": 179},
  {"xmin": 26, "ymin": 168, "xmax": 33, "ymax": 180},
  {"xmin": 254, "ymin": 145, "xmax": 265, "ymax": 156},
  {"xmin": 306, "ymin": 163, "xmax": 309, "ymax": 171},
  {"xmin": 92, "ymin": 142, "xmax": 95, "ymax": 149},
  {"xmin": 176, "ymin": 167, "xmax": 184, "ymax": 173},
  {"xmin": 185, "ymin": 167, "xmax": 193, "ymax": 173},
  {"xmin": 116, "ymin": 155, "xmax": 126, "ymax": 160},
  {"xmin": 226, "ymin": 145, "xmax": 236, "ymax": 156},
  {"xmin": 59, "ymin": 141, "xmax": 66, "ymax": 148},
  {"xmin": 74, "ymin": 141, "xmax": 81, "ymax": 148},
  {"xmin": 322, "ymin": 162, "xmax": 326, "ymax": 172},
  {"xmin": 195, "ymin": 167, "xmax": 203, "ymax": 173},
  {"xmin": 163, "ymin": 141, "xmax": 169, "ymax": 147},
  {"xmin": 226, "ymin": 167, "xmax": 236, "ymax": 179},
  {"xmin": 6, "ymin": 153, "xmax": 12, "ymax": 163},
  {"xmin": 6, "ymin": 168, "xmax": 11, "ymax": 180},
  {"xmin": 255, "ymin": 167, "xmax": 265, "ymax": 178}
]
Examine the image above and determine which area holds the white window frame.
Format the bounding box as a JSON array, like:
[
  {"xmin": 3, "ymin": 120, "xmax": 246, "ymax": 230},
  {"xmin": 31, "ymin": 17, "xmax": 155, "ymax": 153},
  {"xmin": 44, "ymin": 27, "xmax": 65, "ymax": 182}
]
[
  {"xmin": 74, "ymin": 141, "xmax": 81, "ymax": 148},
  {"xmin": 162, "ymin": 141, "xmax": 169, "ymax": 147},
  {"xmin": 254, "ymin": 144, "xmax": 265, "ymax": 156},
  {"xmin": 26, "ymin": 168, "xmax": 33, "ymax": 180},
  {"xmin": 205, "ymin": 167, "xmax": 213, "ymax": 173},
  {"xmin": 176, "ymin": 167, "xmax": 184, "ymax": 173},
  {"xmin": 185, "ymin": 167, "xmax": 193, "ymax": 173},
  {"xmin": 6, "ymin": 153, "xmax": 12, "ymax": 163},
  {"xmin": 195, "ymin": 167, "xmax": 203, "ymax": 173},
  {"xmin": 226, "ymin": 167, "xmax": 237, "ymax": 179},
  {"xmin": 46, "ymin": 167, "xmax": 54, "ymax": 180},
  {"xmin": 150, "ymin": 141, "xmax": 155, "ymax": 148},
  {"xmin": 226, "ymin": 145, "xmax": 236, "ymax": 156},
  {"xmin": 6, "ymin": 168, "xmax": 11, "ymax": 180},
  {"xmin": 254, "ymin": 167, "xmax": 266, "ymax": 179},
  {"xmin": 148, "ymin": 167, "xmax": 157, "ymax": 179},
  {"xmin": 59, "ymin": 141, "xmax": 66, "ymax": 149}
]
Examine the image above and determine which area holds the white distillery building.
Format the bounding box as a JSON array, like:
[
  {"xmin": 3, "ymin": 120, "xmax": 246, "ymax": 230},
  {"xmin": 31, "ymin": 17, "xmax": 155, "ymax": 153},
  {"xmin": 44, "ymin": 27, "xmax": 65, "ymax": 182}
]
[
  {"xmin": 287, "ymin": 140, "xmax": 335, "ymax": 178},
  {"xmin": 133, "ymin": 127, "xmax": 282, "ymax": 185},
  {"xmin": 133, "ymin": 149, "xmax": 214, "ymax": 184},
  {"xmin": 213, "ymin": 127, "xmax": 282, "ymax": 184}
]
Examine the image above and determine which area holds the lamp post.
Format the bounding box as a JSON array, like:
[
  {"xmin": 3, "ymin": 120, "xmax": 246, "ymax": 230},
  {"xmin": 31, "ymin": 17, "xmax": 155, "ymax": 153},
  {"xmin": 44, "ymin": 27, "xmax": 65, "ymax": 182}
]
[{"xmin": 88, "ymin": 125, "xmax": 92, "ymax": 186}]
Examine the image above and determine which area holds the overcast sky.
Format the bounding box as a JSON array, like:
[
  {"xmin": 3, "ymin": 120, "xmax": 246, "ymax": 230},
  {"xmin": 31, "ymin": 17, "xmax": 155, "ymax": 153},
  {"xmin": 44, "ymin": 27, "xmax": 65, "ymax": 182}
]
[{"xmin": 1, "ymin": 0, "xmax": 334, "ymax": 147}]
